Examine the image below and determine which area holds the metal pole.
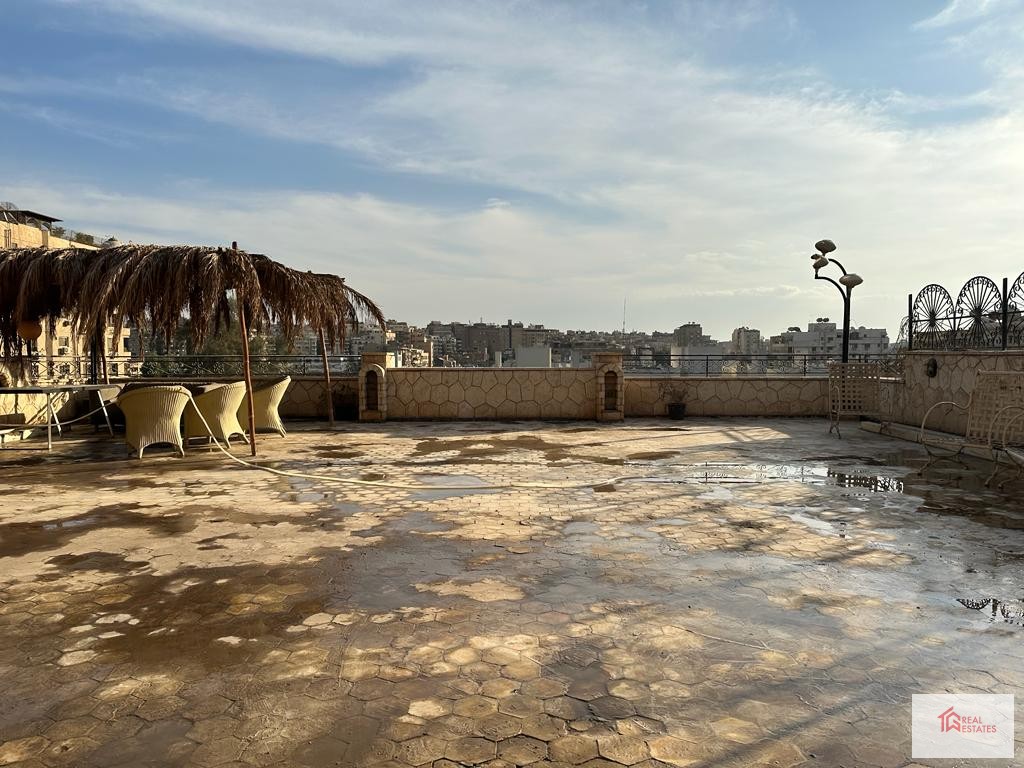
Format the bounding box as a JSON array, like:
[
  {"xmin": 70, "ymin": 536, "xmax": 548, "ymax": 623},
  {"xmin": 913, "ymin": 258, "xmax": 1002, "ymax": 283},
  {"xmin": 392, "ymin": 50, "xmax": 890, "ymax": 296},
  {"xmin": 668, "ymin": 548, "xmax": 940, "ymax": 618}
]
[
  {"xmin": 842, "ymin": 291, "xmax": 851, "ymax": 363},
  {"xmin": 907, "ymin": 293, "xmax": 914, "ymax": 351},
  {"xmin": 1002, "ymin": 277, "xmax": 1009, "ymax": 350},
  {"xmin": 319, "ymin": 327, "xmax": 335, "ymax": 427},
  {"xmin": 88, "ymin": 336, "xmax": 99, "ymax": 385},
  {"xmin": 233, "ymin": 241, "xmax": 258, "ymax": 458},
  {"xmin": 239, "ymin": 298, "xmax": 258, "ymax": 457}
]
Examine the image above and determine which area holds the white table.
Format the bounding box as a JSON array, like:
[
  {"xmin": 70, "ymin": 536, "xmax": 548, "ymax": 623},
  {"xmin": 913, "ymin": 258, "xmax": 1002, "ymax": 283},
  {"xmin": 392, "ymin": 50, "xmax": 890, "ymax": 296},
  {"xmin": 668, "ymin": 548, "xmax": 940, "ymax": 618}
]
[{"xmin": 0, "ymin": 384, "xmax": 115, "ymax": 451}]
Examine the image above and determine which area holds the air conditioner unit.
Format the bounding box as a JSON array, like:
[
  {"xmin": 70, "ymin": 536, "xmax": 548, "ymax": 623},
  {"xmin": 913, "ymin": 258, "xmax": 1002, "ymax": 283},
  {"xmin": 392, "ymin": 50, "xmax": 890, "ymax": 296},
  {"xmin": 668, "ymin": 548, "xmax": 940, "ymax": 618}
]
[{"xmin": 57, "ymin": 346, "xmax": 70, "ymax": 356}]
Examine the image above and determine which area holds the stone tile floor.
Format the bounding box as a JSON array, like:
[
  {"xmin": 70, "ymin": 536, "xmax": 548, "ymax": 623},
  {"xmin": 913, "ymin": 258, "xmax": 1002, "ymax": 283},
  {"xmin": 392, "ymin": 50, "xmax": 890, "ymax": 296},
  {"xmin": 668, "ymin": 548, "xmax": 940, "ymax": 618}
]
[{"xmin": 1, "ymin": 418, "xmax": 1023, "ymax": 768}]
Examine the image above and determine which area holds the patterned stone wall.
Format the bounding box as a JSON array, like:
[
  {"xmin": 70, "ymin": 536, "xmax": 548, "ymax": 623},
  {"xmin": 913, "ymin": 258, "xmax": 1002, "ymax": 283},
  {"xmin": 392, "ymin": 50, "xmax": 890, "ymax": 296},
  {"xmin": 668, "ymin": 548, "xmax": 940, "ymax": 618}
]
[
  {"xmin": 281, "ymin": 377, "xmax": 359, "ymax": 420},
  {"xmin": 384, "ymin": 368, "xmax": 599, "ymax": 420},
  {"xmin": 882, "ymin": 351, "xmax": 1024, "ymax": 434},
  {"xmin": 624, "ymin": 377, "xmax": 829, "ymax": 417}
]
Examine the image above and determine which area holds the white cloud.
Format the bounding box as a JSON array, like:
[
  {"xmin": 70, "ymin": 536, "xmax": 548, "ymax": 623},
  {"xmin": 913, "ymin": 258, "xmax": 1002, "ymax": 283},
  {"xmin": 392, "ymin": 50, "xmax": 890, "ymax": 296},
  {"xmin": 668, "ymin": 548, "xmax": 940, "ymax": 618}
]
[
  {"xmin": 915, "ymin": 0, "xmax": 1009, "ymax": 29},
  {"xmin": 13, "ymin": 0, "xmax": 1024, "ymax": 339}
]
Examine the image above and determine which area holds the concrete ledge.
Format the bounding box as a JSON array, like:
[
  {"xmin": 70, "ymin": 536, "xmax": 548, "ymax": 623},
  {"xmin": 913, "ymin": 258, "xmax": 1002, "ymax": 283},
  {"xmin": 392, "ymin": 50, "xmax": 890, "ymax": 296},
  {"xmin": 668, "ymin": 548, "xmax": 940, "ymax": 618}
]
[{"xmin": 860, "ymin": 419, "xmax": 996, "ymax": 461}]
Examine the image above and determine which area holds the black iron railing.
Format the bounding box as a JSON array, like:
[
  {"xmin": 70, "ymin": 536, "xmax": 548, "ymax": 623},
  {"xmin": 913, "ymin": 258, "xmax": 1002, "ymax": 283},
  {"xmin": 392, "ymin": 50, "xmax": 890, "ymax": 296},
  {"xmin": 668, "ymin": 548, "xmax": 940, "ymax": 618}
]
[
  {"xmin": 901, "ymin": 271, "xmax": 1024, "ymax": 350},
  {"xmin": 622, "ymin": 353, "xmax": 900, "ymax": 377},
  {"xmin": 11, "ymin": 353, "xmax": 905, "ymax": 383},
  {"xmin": 14, "ymin": 354, "xmax": 363, "ymax": 382}
]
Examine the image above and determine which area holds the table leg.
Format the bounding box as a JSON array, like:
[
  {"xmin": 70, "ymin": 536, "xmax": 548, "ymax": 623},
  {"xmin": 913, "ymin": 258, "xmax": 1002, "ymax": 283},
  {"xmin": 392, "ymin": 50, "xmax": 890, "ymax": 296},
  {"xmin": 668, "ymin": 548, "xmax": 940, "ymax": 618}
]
[{"xmin": 46, "ymin": 393, "xmax": 53, "ymax": 452}]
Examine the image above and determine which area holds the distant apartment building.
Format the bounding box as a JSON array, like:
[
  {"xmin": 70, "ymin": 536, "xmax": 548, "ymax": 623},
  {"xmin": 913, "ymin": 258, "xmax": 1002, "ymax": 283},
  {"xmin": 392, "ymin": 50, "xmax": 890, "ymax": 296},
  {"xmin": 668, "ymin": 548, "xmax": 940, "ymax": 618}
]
[
  {"xmin": 769, "ymin": 318, "xmax": 889, "ymax": 357},
  {"xmin": 431, "ymin": 334, "xmax": 460, "ymax": 365},
  {"xmin": 672, "ymin": 322, "xmax": 710, "ymax": 348},
  {"xmin": 346, "ymin": 326, "xmax": 392, "ymax": 355},
  {"xmin": 512, "ymin": 346, "xmax": 552, "ymax": 367},
  {"xmin": 730, "ymin": 327, "xmax": 766, "ymax": 355},
  {"xmin": 1, "ymin": 207, "xmax": 133, "ymax": 379}
]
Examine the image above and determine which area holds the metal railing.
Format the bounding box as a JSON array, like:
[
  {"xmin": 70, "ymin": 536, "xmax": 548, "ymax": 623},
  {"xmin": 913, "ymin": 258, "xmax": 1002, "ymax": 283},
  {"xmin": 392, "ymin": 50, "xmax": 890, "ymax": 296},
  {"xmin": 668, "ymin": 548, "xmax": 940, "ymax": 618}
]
[
  {"xmin": 622, "ymin": 353, "xmax": 900, "ymax": 377},
  {"xmin": 901, "ymin": 272, "xmax": 1024, "ymax": 351},
  {"xmin": 9, "ymin": 352, "xmax": 905, "ymax": 383},
  {"xmin": 11, "ymin": 354, "xmax": 363, "ymax": 383}
]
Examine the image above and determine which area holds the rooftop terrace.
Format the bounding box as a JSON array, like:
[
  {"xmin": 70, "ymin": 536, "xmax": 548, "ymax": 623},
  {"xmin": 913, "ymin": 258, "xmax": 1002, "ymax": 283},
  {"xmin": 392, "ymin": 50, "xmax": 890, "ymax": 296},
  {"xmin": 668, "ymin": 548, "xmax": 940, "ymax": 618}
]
[{"xmin": 1, "ymin": 418, "xmax": 1022, "ymax": 767}]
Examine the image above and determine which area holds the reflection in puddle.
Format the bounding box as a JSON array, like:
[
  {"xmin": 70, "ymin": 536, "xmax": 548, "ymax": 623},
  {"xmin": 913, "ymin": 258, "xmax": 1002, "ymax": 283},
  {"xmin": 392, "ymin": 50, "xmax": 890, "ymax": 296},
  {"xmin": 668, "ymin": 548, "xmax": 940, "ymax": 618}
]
[
  {"xmin": 635, "ymin": 463, "xmax": 905, "ymax": 492},
  {"xmin": 958, "ymin": 597, "xmax": 1024, "ymax": 627}
]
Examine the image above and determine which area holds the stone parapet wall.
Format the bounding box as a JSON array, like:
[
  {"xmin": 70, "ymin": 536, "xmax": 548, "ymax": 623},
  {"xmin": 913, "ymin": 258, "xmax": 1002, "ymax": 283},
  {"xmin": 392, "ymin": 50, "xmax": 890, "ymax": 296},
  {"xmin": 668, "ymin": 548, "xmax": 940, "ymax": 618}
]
[
  {"xmin": 384, "ymin": 368, "xmax": 599, "ymax": 420},
  {"xmin": 3, "ymin": 368, "xmax": 832, "ymax": 427},
  {"xmin": 882, "ymin": 350, "xmax": 1024, "ymax": 434},
  {"xmin": 624, "ymin": 377, "xmax": 828, "ymax": 417}
]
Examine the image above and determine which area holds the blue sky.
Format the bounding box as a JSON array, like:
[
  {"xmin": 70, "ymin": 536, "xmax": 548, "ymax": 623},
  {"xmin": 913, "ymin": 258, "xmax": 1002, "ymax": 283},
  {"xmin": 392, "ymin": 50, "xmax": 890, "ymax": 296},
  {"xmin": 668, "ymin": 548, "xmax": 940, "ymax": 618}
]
[{"xmin": 3, "ymin": 0, "xmax": 1023, "ymax": 338}]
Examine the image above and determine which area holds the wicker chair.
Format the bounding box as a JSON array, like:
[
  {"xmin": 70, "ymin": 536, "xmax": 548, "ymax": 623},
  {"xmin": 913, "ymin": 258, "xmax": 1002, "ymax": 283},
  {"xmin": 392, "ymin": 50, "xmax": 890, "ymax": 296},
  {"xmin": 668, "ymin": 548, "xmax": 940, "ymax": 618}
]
[
  {"xmin": 116, "ymin": 385, "xmax": 191, "ymax": 459},
  {"xmin": 184, "ymin": 381, "xmax": 249, "ymax": 446},
  {"xmin": 238, "ymin": 376, "xmax": 291, "ymax": 437}
]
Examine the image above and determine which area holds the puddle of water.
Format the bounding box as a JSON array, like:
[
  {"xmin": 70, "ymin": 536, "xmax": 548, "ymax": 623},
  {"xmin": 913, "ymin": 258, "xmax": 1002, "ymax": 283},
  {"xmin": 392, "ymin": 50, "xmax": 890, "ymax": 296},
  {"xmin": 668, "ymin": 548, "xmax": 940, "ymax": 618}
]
[
  {"xmin": 631, "ymin": 462, "xmax": 907, "ymax": 492},
  {"xmin": 409, "ymin": 473, "xmax": 498, "ymax": 500},
  {"xmin": 391, "ymin": 511, "xmax": 453, "ymax": 534},
  {"xmin": 626, "ymin": 450, "xmax": 679, "ymax": 461},
  {"xmin": 411, "ymin": 434, "xmax": 625, "ymax": 465},
  {"xmin": 784, "ymin": 510, "xmax": 844, "ymax": 536}
]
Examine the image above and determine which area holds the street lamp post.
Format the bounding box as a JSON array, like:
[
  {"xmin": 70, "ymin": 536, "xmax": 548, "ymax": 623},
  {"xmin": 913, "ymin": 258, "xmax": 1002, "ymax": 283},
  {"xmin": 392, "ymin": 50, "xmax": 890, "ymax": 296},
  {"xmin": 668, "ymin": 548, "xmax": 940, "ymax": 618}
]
[{"xmin": 810, "ymin": 239, "xmax": 863, "ymax": 364}]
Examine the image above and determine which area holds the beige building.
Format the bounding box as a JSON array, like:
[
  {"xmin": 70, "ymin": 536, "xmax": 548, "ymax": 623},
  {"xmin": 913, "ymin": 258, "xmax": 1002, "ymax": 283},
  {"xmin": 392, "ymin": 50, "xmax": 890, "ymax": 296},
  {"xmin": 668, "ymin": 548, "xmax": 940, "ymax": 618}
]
[
  {"xmin": 1, "ymin": 207, "xmax": 132, "ymax": 382},
  {"xmin": 730, "ymin": 326, "xmax": 766, "ymax": 355}
]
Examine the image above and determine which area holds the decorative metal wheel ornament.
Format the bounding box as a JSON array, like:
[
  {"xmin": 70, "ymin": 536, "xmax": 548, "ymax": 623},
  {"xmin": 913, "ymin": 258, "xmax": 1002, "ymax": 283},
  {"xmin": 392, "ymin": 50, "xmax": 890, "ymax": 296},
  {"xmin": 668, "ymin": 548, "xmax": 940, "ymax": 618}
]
[
  {"xmin": 913, "ymin": 284, "xmax": 955, "ymax": 348},
  {"xmin": 896, "ymin": 316, "xmax": 909, "ymax": 347},
  {"xmin": 1009, "ymin": 270, "xmax": 1024, "ymax": 347},
  {"xmin": 955, "ymin": 276, "xmax": 1002, "ymax": 348},
  {"xmin": 956, "ymin": 598, "xmax": 992, "ymax": 611}
]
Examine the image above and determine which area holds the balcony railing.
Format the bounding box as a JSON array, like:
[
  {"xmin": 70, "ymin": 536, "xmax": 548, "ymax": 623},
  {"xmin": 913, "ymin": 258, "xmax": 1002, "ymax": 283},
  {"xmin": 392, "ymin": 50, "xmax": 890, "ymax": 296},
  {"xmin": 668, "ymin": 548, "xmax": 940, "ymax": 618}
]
[
  {"xmin": 10, "ymin": 352, "xmax": 904, "ymax": 384},
  {"xmin": 14, "ymin": 354, "xmax": 363, "ymax": 383},
  {"xmin": 622, "ymin": 353, "xmax": 900, "ymax": 377}
]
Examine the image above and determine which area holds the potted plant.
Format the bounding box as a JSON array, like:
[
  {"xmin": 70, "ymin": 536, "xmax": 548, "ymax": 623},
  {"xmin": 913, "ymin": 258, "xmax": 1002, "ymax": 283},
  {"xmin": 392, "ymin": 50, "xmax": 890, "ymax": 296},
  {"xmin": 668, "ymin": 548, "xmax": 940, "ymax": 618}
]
[{"xmin": 659, "ymin": 380, "xmax": 687, "ymax": 419}]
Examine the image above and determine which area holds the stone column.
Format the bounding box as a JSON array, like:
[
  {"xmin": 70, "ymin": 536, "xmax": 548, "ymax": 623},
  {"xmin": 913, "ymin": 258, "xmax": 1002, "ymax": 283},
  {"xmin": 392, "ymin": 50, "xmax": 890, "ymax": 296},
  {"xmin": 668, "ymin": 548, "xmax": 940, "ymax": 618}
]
[
  {"xmin": 593, "ymin": 352, "xmax": 625, "ymax": 422},
  {"xmin": 359, "ymin": 352, "xmax": 388, "ymax": 422}
]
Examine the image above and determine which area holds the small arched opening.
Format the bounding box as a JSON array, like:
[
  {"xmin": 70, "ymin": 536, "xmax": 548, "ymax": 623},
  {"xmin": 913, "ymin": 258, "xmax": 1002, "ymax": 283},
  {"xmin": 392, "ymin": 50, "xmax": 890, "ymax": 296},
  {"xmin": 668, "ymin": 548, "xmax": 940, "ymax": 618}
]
[
  {"xmin": 603, "ymin": 370, "xmax": 618, "ymax": 412},
  {"xmin": 365, "ymin": 369, "xmax": 379, "ymax": 411}
]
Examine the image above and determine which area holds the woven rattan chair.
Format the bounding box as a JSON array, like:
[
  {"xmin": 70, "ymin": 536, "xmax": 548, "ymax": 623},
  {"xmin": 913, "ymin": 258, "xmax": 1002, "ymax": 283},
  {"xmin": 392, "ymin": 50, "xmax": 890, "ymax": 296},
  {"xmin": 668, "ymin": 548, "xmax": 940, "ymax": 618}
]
[
  {"xmin": 184, "ymin": 381, "xmax": 249, "ymax": 446},
  {"xmin": 116, "ymin": 385, "xmax": 191, "ymax": 459},
  {"xmin": 238, "ymin": 376, "xmax": 291, "ymax": 437}
]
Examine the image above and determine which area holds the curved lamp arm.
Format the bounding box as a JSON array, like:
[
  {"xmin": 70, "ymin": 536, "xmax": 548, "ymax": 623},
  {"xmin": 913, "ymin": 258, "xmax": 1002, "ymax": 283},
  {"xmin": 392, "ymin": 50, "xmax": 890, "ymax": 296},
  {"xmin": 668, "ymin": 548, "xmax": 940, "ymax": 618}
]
[
  {"xmin": 825, "ymin": 257, "xmax": 848, "ymax": 276},
  {"xmin": 814, "ymin": 272, "xmax": 848, "ymax": 300}
]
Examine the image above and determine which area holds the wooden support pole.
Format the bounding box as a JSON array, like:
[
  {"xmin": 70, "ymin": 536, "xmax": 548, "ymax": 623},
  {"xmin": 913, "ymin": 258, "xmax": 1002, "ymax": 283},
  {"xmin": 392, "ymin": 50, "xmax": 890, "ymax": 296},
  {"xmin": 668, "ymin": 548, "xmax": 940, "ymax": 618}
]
[
  {"xmin": 319, "ymin": 327, "xmax": 335, "ymax": 427},
  {"xmin": 239, "ymin": 300, "xmax": 258, "ymax": 457},
  {"xmin": 234, "ymin": 242, "xmax": 258, "ymax": 457}
]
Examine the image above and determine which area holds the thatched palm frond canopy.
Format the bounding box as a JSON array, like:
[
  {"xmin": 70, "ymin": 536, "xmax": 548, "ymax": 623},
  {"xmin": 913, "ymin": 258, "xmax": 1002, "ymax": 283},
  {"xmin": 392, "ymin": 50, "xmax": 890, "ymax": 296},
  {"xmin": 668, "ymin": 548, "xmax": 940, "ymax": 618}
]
[{"xmin": 0, "ymin": 244, "xmax": 384, "ymax": 359}]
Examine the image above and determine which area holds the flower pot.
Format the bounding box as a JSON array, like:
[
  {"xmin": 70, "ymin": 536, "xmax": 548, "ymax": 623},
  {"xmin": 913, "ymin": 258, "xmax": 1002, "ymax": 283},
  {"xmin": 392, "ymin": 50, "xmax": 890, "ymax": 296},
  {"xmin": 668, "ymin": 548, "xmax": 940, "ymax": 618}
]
[{"xmin": 667, "ymin": 402, "xmax": 686, "ymax": 420}]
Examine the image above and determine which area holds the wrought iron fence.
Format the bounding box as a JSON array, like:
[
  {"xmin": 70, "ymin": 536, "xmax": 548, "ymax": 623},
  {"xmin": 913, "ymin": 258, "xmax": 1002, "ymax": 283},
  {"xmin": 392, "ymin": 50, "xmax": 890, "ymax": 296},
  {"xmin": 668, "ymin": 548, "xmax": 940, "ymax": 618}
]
[
  {"xmin": 900, "ymin": 271, "xmax": 1024, "ymax": 350},
  {"xmin": 15, "ymin": 354, "xmax": 363, "ymax": 383},
  {"xmin": 622, "ymin": 353, "xmax": 900, "ymax": 377}
]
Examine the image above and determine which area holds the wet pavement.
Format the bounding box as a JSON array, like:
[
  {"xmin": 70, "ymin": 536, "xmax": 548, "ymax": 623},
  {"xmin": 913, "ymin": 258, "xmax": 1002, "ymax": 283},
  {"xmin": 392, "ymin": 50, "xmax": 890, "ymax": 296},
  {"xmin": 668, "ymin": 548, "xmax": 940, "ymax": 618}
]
[{"xmin": 1, "ymin": 418, "xmax": 1023, "ymax": 767}]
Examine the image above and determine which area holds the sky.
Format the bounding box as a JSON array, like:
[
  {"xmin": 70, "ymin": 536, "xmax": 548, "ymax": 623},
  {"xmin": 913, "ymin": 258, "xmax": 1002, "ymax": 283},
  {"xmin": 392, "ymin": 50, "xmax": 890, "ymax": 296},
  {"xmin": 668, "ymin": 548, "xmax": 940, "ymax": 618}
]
[{"xmin": 2, "ymin": 0, "xmax": 1023, "ymax": 340}]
